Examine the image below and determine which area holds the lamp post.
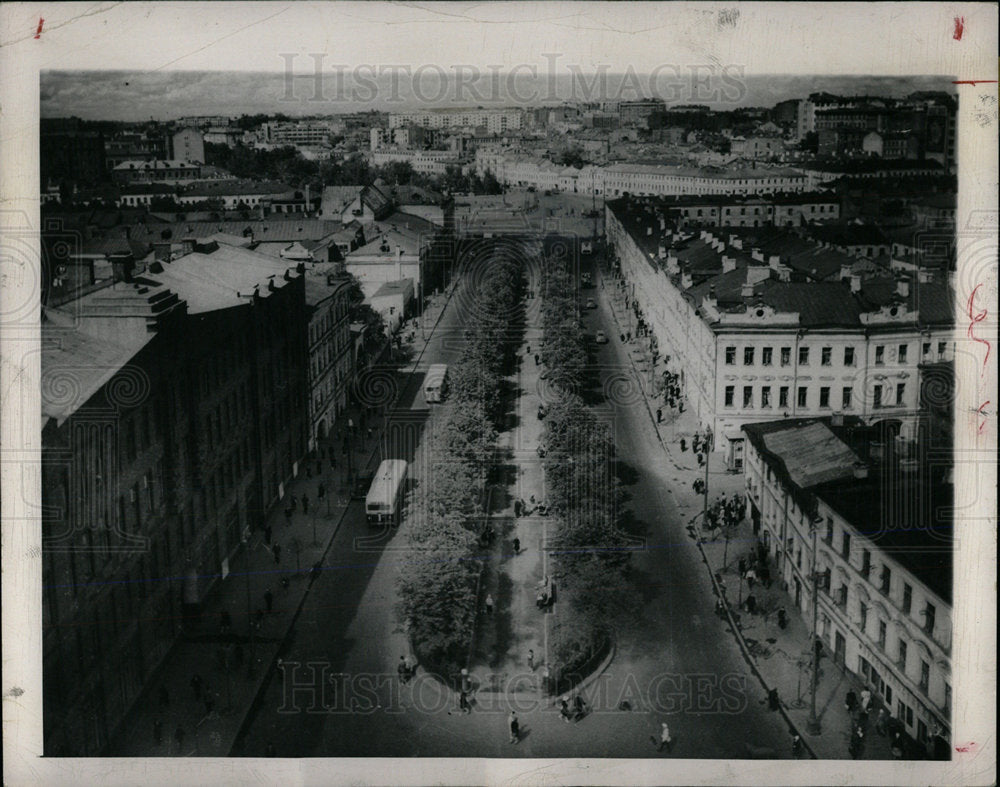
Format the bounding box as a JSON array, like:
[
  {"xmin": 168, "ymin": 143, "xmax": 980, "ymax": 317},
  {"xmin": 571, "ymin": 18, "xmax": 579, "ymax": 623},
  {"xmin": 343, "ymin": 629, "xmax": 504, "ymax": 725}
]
[
  {"xmin": 242, "ymin": 531, "xmax": 255, "ymax": 679},
  {"xmin": 807, "ymin": 514, "xmax": 823, "ymax": 736}
]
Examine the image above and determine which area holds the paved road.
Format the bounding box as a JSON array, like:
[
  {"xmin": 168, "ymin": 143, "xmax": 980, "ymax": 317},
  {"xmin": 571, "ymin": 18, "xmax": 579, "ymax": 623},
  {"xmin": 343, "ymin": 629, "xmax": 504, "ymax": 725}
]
[{"xmin": 234, "ymin": 242, "xmax": 791, "ymax": 758}]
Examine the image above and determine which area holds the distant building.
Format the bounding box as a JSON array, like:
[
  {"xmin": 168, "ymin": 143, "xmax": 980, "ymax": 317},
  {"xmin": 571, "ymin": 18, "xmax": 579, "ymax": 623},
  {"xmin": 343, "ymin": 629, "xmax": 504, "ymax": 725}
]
[
  {"xmin": 112, "ymin": 160, "xmax": 202, "ymax": 186},
  {"xmin": 304, "ymin": 267, "xmax": 355, "ymax": 447},
  {"xmin": 170, "ymin": 128, "xmax": 205, "ymax": 164},
  {"xmin": 388, "ymin": 108, "xmax": 523, "ymax": 134}
]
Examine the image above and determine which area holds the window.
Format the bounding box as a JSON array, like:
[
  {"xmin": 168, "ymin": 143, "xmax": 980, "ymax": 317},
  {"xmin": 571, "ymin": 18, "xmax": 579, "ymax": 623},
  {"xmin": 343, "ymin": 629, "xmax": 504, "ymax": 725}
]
[
  {"xmin": 919, "ymin": 661, "xmax": 930, "ymax": 693},
  {"xmin": 878, "ymin": 619, "xmax": 887, "ymax": 649},
  {"xmin": 902, "ymin": 583, "xmax": 912, "ymax": 615},
  {"xmin": 859, "ymin": 602, "xmax": 868, "ymax": 633},
  {"xmin": 842, "ymin": 386, "xmax": 853, "ymax": 409},
  {"xmin": 875, "ymin": 345, "xmax": 885, "ymax": 365},
  {"xmin": 898, "ymin": 639, "xmax": 908, "ymax": 670},
  {"xmin": 797, "ymin": 386, "xmax": 807, "ymax": 407},
  {"xmin": 873, "ymin": 385, "xmax": 883, "ymax": 409},
  {"xmin": 881, "ymin": 565, "xmax": 891, "ymax": 595},
  {"xmin": 798, "ymin": 346, "xmax": 809, "ymax": 365},
  {"xmin": 937, "ymin": 341, "xmax": 946, "ymax": 357},
  {"xmin": 780, "ymin": 347, "xmax": 791, "ymax": 366},
  {"xmin": 779, "ymin": 386, "xmax": 789, "ymax": 408},
  {"xmin": 838, "ymin": 585, "xmax": 848, "ymax": 606},
  {"xmin": 820, "ymin": 387, "xmax": 831, "ymax": 408},
  {"xmin": 725, "ymin": 346, "xmax": 736, "ymax": 365},
  {"xmin": 725, "ymin": 386, "xmax": 734, "ymax": 407},
  {"xmin": 743, "ymin": 386, "xmax": 753, "ymax": 408},
  {"xmin": 842, "ymin": 531, "xmax": 851, "ymax": 560},
  {"xmin": 922, "ymin": 342, "xmax": 931, "ymax": 359},
  {"xmin": 896, "ymin": 383, "xmax": 906, "ymax": 406},
  {"xmin": 825, "ymin": 516, "xmax": 834, "ymax": 544},
  {"xmin": 844, "ymin": 346, "xmax": 855, "ymax": 366},
  {"xmin": 761, "ymin": 347, "xmax": 773, "ymax": 366},
  {"xmin": 744, "ymin": 347, "xmax": 755, "ymax": 366},
  {"xmin": 761, "ymin": 386, "xmax": 772, "ymax": 407},
  {"xmin": 898, "ymin": 344, "xmax": 908, "ymax": 363},
  {"xmin": 924, "ymin": 603, "xmax": 936, "ymax": 635},
  {"xmin": 862, "ymin": 549, "xmax": 871, "ymax": 578},
  {"xmin": 821, "ymin": 347, "xmax": 832, "ymax": 366}
]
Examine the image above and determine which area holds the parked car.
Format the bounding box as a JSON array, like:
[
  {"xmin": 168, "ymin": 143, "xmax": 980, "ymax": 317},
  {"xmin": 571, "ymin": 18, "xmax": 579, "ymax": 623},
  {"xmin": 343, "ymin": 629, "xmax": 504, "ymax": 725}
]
[
  {"xmin": 595, "ymin": 330, "xmax": 608, "ymax": 344},
  {"xmin": 352, "ymin": 469, "xmax": 376, "ymax": 499},
  {"xmin": 585, "ymin": 298, "xmax": 597, "ymax": 309}
]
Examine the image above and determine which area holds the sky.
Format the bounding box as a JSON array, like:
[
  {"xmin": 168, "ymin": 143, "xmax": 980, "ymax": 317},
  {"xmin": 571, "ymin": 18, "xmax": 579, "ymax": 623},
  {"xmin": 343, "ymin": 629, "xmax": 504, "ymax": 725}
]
[{"xmin": 6, "ymin": 2, "xmax": 987, "ymax": 119}]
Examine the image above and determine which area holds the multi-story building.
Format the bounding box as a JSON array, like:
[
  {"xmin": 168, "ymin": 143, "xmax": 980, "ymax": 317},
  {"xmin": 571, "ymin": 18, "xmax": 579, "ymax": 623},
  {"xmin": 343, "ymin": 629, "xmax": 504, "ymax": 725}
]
[
  {"xmin": 602, "ymin": 164, "xmax": 808, "ymax": 197},
  {"xmin": 388, "ymin": 108, "xmax": 523, "ymax": 134},
  {"xmin": 261, "ymin": 120, "xmax": 340, "ymax": 147},
  {"xmin": 730, "ymin": 136, "xmax": 786, "ymax": 160},
  {"xmin": 41, "ymin": 243, "xmax": 310, "ymax": 755},
  {"xmin": 304, "ymin": 267, "xmax": 355, "ymax": 448},
  {"xmin": 112, "ymin": 160, "xmax": 202, "ymax": 186},
  {"xmin": 655, "ymin": 192, "xmax": 841, "ymax": 228},
  {"xmin": 104, "ymin": 132, "xmax": 170, "ymax": 171},
  {"xmin": 606, "ymin": 198, "xmax": 955, "ymax": 468},
  {"xmin": 742, "ymin": 417, "xmax": 952, "ymax": 757},
  {"xmin": 170, "ymin": 128, "xmax": 205, "ymax": 164},
  {"xmin": 368, "ymin": 149, "xmax": 459, "ymax": 176}
]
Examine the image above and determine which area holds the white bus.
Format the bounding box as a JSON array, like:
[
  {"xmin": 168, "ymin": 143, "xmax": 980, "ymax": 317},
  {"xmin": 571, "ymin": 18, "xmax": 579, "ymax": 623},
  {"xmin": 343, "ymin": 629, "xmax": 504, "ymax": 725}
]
[
  {"xmin": 366, "ymin": 459, "xmax": 408, "ymax": 525},
  {"xmin": 424, "ymin": 364, "xmax": 449, "ymax": 404}
]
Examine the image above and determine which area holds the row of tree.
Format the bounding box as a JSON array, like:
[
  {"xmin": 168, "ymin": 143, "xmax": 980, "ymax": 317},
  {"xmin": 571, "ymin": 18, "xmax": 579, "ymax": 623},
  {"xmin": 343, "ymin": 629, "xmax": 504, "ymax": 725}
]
[
  {"xmin": 396, "ymin": 250, "xmax": 524, "ymax": 676},
  {"xmin": 539, "ymin": 260, "xmax": 634, "ymax": 685}
]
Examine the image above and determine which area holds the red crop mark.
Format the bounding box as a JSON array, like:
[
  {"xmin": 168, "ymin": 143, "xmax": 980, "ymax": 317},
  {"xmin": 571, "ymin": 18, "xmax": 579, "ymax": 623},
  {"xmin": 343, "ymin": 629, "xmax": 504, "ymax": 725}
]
[
  {"xmin": 967, "ymin": 284, "xmax": 991, "ymax": 374},
  {"xmin": 34, "ymin": 17, "xmax": 44, "ymax": 39},
  {"xmin": 952, "ymin": 80, "xmax": 999, "ymax": 85},
  {"xmin": 955, "ymin": 741, "xmax": 978, "ymax": 753},
  {"xmin": 953, "ymin": 16, "xmax": 964, "ymax": 40},
  {"xmin": 977, "ymin": 402, "xmax": 990, "ymax": 433}
]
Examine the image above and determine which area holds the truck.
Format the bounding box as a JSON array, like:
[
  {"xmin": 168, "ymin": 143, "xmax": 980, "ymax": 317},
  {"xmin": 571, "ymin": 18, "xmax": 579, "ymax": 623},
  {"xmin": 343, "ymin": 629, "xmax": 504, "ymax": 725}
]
[
  {"xmin": 424, "ymin": 363, "xmax": 449, "ymax": 404},
  {"xmin": 365, "ymin": 459, "xmax": 409, "ymax": 525}
]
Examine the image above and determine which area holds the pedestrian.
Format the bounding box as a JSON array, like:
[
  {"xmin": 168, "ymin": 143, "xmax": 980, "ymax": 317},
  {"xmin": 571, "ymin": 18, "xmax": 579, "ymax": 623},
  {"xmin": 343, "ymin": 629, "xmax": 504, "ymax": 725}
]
[
  {"xmin": 514, "ymin": 499, "xmax": 522, "ymax": 517},
  {"xmin": 284, "ymin": 507, "xmax": 292, "ymax": 527},
  {"xmin": 158, "ymin": 685, "xmax": 170, "ymax": 711},
  {"xmin": 302, "ymin": 494, "xmax": 309, "ymax": 515},
  {"xmin": 153, "ymin": 718, "xmax": 163, "ymax": 745},
  {"xmin": 513, "ymin": 537, "xmax": 521, "ymax": 555},
  {"xmin": 860, "ymin": 688, "xmax": 872, "ymax": 713},
  {"xmin": 738, "ymin": 557, "xmax": 746, "ymax": 576},
  {"xmin": 485, "ymin": 593, "xmax": 494, "ymax": 616},
  {"xmin": 459, "ymin": 689, "xmax": 471, "ymax": 714},
  {"xmin": 173, "ymin": 725, "xmax": 185, "ymax": 753},
  {"xmin": 527, "ymin": 648, "xmax": 535, "ymax": 671},
  {"xmin": 746, "ymin": 594, "xmax": 757, "ymax": 615},
  {"xmin": 290, "ymin": 495, "xmax": 297, "ymax": 512},
  {"xmin": 398, "ymin": 656, "xmax": 409, "ymax": 685},
  {"xmin": 745, "ymin": 568, "xmax": 757, "ymax": 589},
  {"xmin": 876, "ymin": 708, "xmax": 888, "ymax": 736},
  {"xmin": 697, "ymin": 452, "xmax": 705, "ymax": 466},
  {"xmin": 508, "ymin": 711, "xmax": 520, "ymax": 744},
  {"xmin": 318, "ymin": 483, "xmax": 325, "ymax": 501},
  {"xmin": 190, "ymin": 673, "xmax": 203, "ymax": 702},
  {"xmin": 573, "ymin": 693, "xmax": 587, "ymax": 721},
  {"xmin": 791, "ymin": 733, "xmax": 802, "ymax": 758},
  {"xmin": 680, "ymin": 438, "xmax": 686, "ymax": 452},
  {"xmin": 264, "ymin": 588, "xmax": 274, "ymax": 613},
  {"xmin": 534, "ymin": 353, "xmax": 540, "ymax": 366},
  {"xmin": 777, "ymin": 607, "xmax": 787, "ymax": 630},
  {"xmin": 653, "ymin": 722, "xmax": 672, "ymax": 752},
  {"xmin": 273, "ymin": 543, "xmax": 282, "ymax": 565},
  {"xmin": 845, "ymin": 690, "xmax": 857, "ymax": 714},
  {"xmin": 559, "ymin": 697, "xmax": 573, "ymax": 723},
  {"xmin": 657, "ymin": 408, "xmax": 663, "ymax": 423},
  {"xmin": 526, "ymin": 344, "xmax": 531, "ymax": 355}
]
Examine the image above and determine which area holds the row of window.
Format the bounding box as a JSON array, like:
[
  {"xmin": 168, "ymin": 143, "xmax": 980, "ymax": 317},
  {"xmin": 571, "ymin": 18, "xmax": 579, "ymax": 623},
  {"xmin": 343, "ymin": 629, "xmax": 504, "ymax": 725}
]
[
  {"xmin": 724, "ymin": 342, "xmax": 949, "ymax": 369},
  {"xmin": 725, "ymin": 382, "xmax": 906, "ymax": 410}
]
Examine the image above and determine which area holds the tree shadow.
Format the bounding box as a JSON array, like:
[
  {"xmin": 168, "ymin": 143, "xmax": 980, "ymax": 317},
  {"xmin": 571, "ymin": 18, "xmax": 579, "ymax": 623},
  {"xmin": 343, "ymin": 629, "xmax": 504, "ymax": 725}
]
[
  {"xmin": 613, "ymin": 459, "xmax": 641, "ymax": 487},
  {"xmin": 490, "ymin": 572, "xmax": 515, "ymax": 668}
]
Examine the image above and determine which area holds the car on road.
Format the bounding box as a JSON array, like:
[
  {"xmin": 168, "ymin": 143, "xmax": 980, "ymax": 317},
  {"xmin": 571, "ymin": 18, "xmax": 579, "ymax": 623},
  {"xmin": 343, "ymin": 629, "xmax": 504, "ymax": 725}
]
[
  {"xmin": 595, "ymin": 330, "xmax": 608, "ymax": 344},
  {"xmin": 581, "ymin": 241, "xmax": 593, "ymax": 255},
  {"xmin": 581, "ymin": 272, "xmax": 592, "ymax": 287},
  {"xmin": 352, "ymin": 469, "xmax": 376, "ymax": 499},
  {"xmin": 585, "ymin": 298, "xmax": 597, "ymax": 309}
]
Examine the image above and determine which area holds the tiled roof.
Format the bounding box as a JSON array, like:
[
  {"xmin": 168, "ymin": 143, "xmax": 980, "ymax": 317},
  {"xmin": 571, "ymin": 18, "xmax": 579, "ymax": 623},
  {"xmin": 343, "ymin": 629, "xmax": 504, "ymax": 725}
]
[{"xmin": 754, "ymin": 280, "xmax": 863, "ymax": 326}]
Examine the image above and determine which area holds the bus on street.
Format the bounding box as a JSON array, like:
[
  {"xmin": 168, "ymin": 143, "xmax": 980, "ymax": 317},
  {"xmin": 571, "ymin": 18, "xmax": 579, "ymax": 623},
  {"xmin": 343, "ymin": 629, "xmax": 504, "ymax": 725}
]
[
  {"xmin": 424, "ymin": 364, "xmax": 449, "ymax": 404},
  {"xmin": 365, "ymin": 459, "xmax": 408, "ymax": 525}
]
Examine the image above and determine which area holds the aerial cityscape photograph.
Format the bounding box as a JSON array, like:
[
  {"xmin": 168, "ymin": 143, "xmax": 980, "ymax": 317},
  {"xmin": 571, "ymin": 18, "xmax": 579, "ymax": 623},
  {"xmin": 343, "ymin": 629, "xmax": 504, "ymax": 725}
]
[{"xmin": 2, "ymin": 3, "xmax": 995, "ymax": 784}]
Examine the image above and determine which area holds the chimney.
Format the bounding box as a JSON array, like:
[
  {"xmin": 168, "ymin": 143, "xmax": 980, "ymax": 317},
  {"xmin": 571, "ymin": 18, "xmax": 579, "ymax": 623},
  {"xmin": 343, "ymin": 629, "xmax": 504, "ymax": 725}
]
[
  {"xmin": 751, "ymin": 248, "xmax": 764, "ymax": 262},
  {"xmin": 852, "ymin": 462, "xmax": 868, "ymax": 480},
  {"xmin": 722, "ymin": 255, "xmax": 737, "ymax": 273},
  {"xmin": 731, "ymin": 237, "xmax": 743, "ymax": 250},
  {"xmin": 917, "ymin": 269, "xmax": 932, "ymax": 284},
  {"xmin": 741, "ymin": 282, "xmax": 755, "ymax": 298},
  {"xmin": 658, "ymin": 244, "xmax": 667, "ymax": 260},
  {"xmin": 850, "ymin": 274, "xmax": 862, "ymax": 293},
  {"xmin": 181, "ymin": 239, "xmax": 195, "ymax": 256},
  {"xmin": 647, "ymin": 226, "xmax": 653, "ymax": 236},
  {"xmin": 700, "ymin": 229, "xmax": 710, "ymax": 241},
  {"xmin": 681, "ymin": 271, "xmax": 693, "ymax": 289},
  {"xmin": 896, "ymin": 279, "xmax": 910, "ymax": 298},
  {"xmin": 839, "ymin": 261, "xmax": 852, "ymax": 281}
]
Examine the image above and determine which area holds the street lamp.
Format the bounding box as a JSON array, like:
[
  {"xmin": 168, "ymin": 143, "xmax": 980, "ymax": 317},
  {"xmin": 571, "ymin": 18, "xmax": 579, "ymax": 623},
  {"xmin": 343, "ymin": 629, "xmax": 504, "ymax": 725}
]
[
  {"xmin": 807, "ymin": 513, "xmax": 824, "ymax": 736},
  {"xmin": 242, "ymin": 530, "xmax": 255, "ymax": 679}
]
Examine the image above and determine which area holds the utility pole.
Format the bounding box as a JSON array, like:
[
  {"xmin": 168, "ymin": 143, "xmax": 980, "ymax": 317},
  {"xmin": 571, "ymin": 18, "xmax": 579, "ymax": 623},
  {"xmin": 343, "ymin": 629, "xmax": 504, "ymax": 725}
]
[{"xmin": 807, "ymin": 516, "xmax": 822, "ymax": 735}]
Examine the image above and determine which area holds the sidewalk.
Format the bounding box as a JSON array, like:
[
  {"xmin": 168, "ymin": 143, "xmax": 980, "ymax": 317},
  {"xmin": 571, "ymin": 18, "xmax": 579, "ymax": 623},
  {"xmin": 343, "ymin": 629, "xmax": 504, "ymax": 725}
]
[
  {"xmin": 600, "ymin": 256, "xmax": 900, "ymax": 760},
  {"xmin": 107, "ymin": 287, "xmax": 459, "ymax": 757}
]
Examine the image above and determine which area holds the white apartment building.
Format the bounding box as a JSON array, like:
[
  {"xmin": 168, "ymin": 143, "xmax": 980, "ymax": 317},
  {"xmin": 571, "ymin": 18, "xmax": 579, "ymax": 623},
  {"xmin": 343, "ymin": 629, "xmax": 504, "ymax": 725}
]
[
  {"xmin": 742, "ymin": 418, "xmax": 952, "ymax": 755},
  {"xmin": 368, "ymin": 149, "xmax": 460, "ymax": 175},
  {"xmin": 389, "ymin": 109, "xmax": 523, "ymax": 134},
  {"xmin": 606, "ymin": 201, "xmax": 955, "ymax": 468},
  {"xmin": 603, "ymin": 164, "xmax": 808, "ymax": 197},
  {"xmin": 262, "ymin": 121, "xmax": 340, "ymax": 146}
]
